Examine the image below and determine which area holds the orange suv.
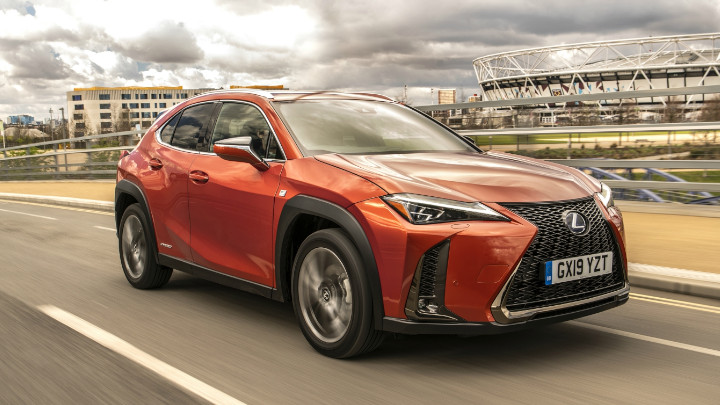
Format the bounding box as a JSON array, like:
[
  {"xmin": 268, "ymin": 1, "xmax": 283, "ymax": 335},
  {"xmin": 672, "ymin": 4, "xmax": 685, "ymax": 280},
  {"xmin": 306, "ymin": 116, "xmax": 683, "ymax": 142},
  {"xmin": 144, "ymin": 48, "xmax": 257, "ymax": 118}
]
[{"xmin": 115, "ymin": 90, "xmax": 629, "ymax": 358}]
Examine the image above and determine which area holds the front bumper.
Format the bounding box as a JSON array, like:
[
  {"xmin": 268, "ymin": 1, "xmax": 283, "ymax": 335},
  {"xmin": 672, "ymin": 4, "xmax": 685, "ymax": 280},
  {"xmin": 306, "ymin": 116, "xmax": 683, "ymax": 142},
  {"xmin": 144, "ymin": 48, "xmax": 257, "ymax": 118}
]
[
  {"xmin": 353, "ymin": 195, "xmax": 629, "ymax": 327},
  {"xmin": 382, "ymin": 285, "xmax": 629, "ymax": 334}
]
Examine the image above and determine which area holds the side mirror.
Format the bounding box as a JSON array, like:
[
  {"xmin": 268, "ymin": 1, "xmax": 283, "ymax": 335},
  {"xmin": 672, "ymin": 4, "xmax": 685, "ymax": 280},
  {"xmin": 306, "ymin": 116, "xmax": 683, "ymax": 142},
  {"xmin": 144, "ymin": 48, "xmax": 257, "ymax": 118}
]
[{"xmin": 214, "ymin": 136, "xmax": 269, "ymax": 171}]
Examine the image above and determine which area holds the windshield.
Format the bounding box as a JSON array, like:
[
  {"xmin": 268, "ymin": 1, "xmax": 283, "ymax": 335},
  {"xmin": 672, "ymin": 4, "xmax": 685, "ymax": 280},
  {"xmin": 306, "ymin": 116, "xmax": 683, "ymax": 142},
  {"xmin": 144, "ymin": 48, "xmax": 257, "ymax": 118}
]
[{"xmin": 273, "ymin": 99, "xmax": 477, "ymax": 156}]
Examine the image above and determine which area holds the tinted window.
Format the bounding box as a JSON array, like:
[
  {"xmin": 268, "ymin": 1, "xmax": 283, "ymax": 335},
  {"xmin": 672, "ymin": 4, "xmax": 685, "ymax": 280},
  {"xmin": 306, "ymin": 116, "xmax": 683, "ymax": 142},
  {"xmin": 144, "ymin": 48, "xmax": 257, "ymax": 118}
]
[
  {"xmin": 211, "ymin": 103, "xmax": 282, "ymax": 159},
  {"xmin": 274, "ymin": 100, "xmax": 476, "ymax": 156},
  {"xmin": 170, "ymin": 103, "xmax": 216, "ymax": 152},
  {"xmin": 160, "ymin": 113, "xmax": 181, "ymax": 144}
]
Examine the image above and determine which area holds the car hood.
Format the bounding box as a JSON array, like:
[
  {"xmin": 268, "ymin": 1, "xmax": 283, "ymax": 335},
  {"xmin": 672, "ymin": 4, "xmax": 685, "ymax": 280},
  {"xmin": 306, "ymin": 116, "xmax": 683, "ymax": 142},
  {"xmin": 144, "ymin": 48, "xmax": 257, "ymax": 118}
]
[{"xmin": 314, "ymin": 151, "xmax": 599, "ymax": 203}]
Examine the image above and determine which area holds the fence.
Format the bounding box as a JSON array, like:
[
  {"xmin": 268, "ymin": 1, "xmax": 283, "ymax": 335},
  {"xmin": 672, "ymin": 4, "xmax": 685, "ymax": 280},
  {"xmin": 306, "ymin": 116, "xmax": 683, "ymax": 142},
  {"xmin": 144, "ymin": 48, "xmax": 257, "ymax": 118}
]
[
  {"xmin": 0, "ymin": 130, "xmax": 142, "ymax": 179},
  {"xmin": 0, "ymin": 128, "xmax": 718, "ymax": 203}
]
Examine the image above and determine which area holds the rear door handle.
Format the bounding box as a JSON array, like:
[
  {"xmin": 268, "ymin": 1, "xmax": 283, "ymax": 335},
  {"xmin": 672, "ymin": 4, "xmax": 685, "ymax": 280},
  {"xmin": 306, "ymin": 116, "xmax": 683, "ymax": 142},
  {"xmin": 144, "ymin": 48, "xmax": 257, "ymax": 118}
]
[
  {"xmin": 189, "ymin": 170, "xmax": 209, "ymax": 184},
  {"xmin": 149, "ymin": 158, "xmax": 163, "ymax": 170}
]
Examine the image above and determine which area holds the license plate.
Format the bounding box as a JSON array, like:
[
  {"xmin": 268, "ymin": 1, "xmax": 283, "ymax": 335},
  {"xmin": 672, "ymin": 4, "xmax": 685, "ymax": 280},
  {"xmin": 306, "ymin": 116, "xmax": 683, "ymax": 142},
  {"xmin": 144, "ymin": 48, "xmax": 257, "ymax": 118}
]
[{"xmin": 543, "ymin": 251, "xmax": 613, "ymax": 285}]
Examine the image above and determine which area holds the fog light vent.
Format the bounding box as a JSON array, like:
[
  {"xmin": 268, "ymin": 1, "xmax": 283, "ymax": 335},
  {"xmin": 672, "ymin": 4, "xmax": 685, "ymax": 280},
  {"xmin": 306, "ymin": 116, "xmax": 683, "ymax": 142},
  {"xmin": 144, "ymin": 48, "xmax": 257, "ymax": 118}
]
[{"xmin": 405, "ymin": 240, "xmax": 463, "ymax": 321}]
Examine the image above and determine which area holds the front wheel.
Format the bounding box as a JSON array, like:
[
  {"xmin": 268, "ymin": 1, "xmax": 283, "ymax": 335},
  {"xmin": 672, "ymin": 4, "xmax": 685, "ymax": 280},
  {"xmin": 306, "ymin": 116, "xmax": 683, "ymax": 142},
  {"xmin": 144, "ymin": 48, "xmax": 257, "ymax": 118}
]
[
  {"xmin": 291, "ymin": 228, "xmax": 384, "ymax": 358},
  {"xmin": 118, "ymin": 203, "xmax": 172, "ymax": 289}
]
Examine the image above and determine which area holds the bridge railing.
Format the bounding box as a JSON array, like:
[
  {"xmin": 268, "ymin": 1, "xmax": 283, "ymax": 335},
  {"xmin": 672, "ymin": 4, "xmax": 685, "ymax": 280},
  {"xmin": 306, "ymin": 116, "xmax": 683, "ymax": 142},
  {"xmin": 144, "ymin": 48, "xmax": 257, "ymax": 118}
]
[
  {"xmin": 0, "ymin": 130, "xmax": 142, "ymax": 179},
  {"xmin": 0, "ymin": 128, "xmax": 718, "ymax": 203},
  {"xmin": 545, "ymin": 158, "xmax": 720, "ymax": 204}
]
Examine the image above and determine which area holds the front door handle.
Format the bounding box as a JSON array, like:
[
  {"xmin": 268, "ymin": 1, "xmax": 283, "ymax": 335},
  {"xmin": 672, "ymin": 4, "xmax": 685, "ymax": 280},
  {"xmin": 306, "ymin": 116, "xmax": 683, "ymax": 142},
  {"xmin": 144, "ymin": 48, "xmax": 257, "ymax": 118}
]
[
  {"xmin": 189, "ymin": 170, "xmax": 209, "ymax": 184},
  {"xmin": 149, "ymin": 158, "xmax": 163, "ymax": 170}
]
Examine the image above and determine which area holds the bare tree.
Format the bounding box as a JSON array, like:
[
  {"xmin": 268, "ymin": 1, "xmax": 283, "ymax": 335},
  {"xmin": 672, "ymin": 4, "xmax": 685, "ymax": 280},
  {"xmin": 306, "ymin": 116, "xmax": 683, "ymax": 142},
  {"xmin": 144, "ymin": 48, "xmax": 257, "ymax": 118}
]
[
  {"xmin": 661, "ymin": 96, "xmax": 683, "ymax": 123},
  {"xmin": 616, "ymin": 102, "xmax": 639, "ymax": 125},
  {"xmin": 699, "ymin": 96, "xmax": 720, "ymax": 122}
]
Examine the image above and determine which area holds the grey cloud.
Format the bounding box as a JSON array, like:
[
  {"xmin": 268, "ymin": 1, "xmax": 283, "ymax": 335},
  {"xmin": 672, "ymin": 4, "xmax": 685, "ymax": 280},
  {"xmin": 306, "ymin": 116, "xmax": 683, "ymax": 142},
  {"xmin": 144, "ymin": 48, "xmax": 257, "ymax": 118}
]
[
  {"xmin": 7, "ymin": 44, "xmax": 72, "ymax": 80},
  {"xmin": 3, "ymin": 0, "xmax": 720, "ymax": 118},
  {"xmin": 119, "ymin": 21, "xmax": 203, "ymax": 64}
]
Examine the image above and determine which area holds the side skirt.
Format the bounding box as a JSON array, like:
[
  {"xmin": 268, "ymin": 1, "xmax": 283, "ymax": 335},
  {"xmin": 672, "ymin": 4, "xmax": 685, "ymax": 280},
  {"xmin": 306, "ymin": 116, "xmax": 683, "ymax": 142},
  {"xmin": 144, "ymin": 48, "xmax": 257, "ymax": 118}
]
[{"xmin": 158, "ymin": 254, "xmax": 276, "ymax": 299}]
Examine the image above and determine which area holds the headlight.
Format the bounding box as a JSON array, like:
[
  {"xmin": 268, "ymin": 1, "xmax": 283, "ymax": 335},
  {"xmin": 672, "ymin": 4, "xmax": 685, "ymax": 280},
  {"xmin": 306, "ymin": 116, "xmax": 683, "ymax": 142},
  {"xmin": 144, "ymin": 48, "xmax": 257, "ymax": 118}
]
[
  {"xmin": 597, "ymin": 182, "xmax": 614, "ymax": 208},
  {"xmin": 381, "ymin": 193, "xmax": 509, "ymax": 224}
]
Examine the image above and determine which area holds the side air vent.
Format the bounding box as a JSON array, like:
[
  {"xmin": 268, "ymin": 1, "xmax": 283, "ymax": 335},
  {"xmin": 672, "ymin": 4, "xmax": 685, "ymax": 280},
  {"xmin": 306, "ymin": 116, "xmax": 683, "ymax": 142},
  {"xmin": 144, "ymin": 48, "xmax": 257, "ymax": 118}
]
[{"xmin": 405, "ymin": 240, "xmax": 463, "ymax": 322}]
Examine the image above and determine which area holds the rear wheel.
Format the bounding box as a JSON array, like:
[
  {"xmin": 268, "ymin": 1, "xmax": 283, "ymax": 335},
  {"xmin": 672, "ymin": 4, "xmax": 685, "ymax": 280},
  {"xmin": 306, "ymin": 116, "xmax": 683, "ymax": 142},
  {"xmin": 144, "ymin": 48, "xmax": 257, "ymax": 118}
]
[
  {"xmin": 292, "ymin": 228, "xmax": 384, "ymax": 358},
  {"xmin": 119, "ymin": 203, "xmax": 172, "ymax": 289}
]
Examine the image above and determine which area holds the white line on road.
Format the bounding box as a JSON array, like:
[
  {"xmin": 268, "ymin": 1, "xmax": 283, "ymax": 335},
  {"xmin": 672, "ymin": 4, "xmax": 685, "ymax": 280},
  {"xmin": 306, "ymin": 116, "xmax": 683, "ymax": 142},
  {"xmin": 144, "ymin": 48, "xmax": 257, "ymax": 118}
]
[
  {"xmin": 0, "ymin": 207, "xmax": 56, "ymax": 220},
  {"xmin": 630, "ymin": 293, "xmax": 720, "ymax": 315},
  {"xmin": 571, "ymin": 321, "xmax": 720, "ymax": 358},
  {"xmin": 94, "ymin": 226, "xmax": 116, "ymax": 232},
  {"xmin": 38, "ymin": 305, "xmax": 247, "ymax": 405}
]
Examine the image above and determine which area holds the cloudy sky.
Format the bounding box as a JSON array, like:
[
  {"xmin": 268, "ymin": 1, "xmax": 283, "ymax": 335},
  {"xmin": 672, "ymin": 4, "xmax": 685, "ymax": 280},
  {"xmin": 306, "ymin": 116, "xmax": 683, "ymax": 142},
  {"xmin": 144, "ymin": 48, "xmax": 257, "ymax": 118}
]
[{"xmin": 1, "ymin": 0, "xmax": 719, "ymax": 120}]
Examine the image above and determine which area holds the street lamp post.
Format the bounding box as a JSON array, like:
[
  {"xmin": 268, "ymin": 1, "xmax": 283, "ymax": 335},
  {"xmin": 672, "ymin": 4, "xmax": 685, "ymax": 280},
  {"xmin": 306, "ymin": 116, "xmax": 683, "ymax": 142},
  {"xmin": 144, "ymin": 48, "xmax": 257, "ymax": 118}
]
[
  {"xmin": 49, "ymin": 108, "xmax": 54, "ymax": 142},
  {"xmin": 59, "ymin": 107, "xmax": 66, "ymax": 140}
]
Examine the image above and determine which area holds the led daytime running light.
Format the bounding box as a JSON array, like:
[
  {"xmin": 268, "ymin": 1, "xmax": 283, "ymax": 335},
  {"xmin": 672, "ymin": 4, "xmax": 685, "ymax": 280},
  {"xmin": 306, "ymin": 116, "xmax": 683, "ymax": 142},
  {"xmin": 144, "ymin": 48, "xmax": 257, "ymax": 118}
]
[{"xmin": 382, "ymin": 194, "xmax": 509, "ymax": 224}]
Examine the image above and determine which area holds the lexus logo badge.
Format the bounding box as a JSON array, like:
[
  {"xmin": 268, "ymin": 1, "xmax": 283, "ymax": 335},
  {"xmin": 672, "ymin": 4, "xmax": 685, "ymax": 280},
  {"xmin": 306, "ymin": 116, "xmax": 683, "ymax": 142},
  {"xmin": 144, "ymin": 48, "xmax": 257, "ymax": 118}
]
[{"xmin": 564, "ymin": 211, "xmax": 589, "ymax": 235}]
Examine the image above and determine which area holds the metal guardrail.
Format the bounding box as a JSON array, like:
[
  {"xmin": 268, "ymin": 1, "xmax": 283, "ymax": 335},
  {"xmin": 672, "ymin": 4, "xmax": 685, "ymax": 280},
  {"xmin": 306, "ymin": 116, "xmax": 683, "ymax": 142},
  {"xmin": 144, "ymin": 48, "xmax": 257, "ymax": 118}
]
[
  {"xmin": 0, "ymin": 131, "xmax": 142, "ymax": 179},
  {"xmin": 458, "ymin": 121, "xmax": 720, "ymax": 136},
  {"xmin": 546, "ymin": 159, "xmax": 720, "ymax": 193},
  {"xmin": 0, "ymin": 128, "xmax": 717, "ymax": 198}
]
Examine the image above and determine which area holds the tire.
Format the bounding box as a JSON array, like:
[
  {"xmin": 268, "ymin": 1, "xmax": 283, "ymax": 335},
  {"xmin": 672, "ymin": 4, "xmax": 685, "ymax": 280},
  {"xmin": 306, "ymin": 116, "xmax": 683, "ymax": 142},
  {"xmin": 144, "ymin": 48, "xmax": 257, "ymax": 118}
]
[
  {"xmin": 118, "ymin": 203, "xmax": 172, "ymax": 289},
  {"xmin": 291, "ymin": 228, "xmax": 384, "ymax": 358}
]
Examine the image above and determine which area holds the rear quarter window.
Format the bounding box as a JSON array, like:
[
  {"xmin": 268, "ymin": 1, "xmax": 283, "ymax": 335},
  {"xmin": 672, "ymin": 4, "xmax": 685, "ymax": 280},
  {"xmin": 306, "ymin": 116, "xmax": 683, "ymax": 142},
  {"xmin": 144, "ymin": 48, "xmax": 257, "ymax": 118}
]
[
  {"xmin": 168, "ymin": 103, "xmax": 217, "ymax": 152},
  {"xmin": 159, "ymin": 113, "xmax": 180, "ymax": 144}
]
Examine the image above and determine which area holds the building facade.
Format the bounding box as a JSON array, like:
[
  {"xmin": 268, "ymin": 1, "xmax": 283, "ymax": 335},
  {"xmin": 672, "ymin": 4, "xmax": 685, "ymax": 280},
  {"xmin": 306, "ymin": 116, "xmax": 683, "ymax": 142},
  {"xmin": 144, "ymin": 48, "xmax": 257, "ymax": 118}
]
[
  {"xmin": 6, "ymin": 114, "xmax": 36, "ymax": 125},
  {"xmin": 437, "ymin": 89, "xmax": 456, "ymax": 105},
  {"xmin": 66, "ymin": 86, "xmax": 214, "ymax": 137}
]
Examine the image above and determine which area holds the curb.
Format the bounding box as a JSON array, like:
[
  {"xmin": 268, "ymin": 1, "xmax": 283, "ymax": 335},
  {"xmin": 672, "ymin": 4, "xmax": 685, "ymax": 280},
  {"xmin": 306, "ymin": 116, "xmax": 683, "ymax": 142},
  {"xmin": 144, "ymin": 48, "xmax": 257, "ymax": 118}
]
[
  {"xmin": 628, "ymin": 263, "xmax": 720, "ymax": 300},
  {"xmin": 0, "ymin": 192, "xmax": 113, "ymax": 213},
  {"xmin": 1, "ymin": 193, "xmax": 718, "ymax": 301}
]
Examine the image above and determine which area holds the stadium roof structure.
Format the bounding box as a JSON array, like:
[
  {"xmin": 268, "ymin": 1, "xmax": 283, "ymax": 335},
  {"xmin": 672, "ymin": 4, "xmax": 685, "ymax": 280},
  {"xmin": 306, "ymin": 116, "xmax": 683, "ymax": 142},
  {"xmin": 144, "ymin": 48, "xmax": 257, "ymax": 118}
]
[{"xmin": 473, "ymin": 33, "xmax": 720, "ymax": 105}]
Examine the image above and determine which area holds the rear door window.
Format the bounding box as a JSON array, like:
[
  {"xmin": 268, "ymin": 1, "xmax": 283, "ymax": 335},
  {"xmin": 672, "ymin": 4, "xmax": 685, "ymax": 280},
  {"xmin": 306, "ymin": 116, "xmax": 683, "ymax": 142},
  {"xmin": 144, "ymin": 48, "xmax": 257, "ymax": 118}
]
[{"xmin": 211, "ymin": 102, "xmax": 284, "ymax": 160}]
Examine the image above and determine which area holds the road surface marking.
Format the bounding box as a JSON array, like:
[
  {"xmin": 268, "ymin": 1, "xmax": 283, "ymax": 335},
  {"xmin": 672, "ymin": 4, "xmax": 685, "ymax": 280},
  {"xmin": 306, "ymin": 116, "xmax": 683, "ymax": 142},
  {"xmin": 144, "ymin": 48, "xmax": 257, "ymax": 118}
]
[
  {"xmin": 630, "ymin": 293, "xmax": 720, "ymax": 315},
  {"xmin": 94, "ymin": 226, "xmax": 116, "ymax": 232},
  {"xmin": 38, "ymin": 305, "xmax": 247, "ymax": 405},
  {"xmin": 0, "ymin": 199, "xmax": 113, "ymax": 216},
  {"xmin": 571, "ymin": 321, "xmax": 720, "ymax": 358},
  {"xmin": 0, "ymin": 207, "xmax": 56, "ymax": 220}
]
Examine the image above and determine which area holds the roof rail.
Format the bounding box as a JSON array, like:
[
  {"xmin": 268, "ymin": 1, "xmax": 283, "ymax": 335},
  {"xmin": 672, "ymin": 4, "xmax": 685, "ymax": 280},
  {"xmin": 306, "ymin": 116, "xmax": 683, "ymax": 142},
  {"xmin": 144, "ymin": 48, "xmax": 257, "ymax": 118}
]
[{"xmin": 192, "ymin": 88, "xmax": 275, "ymax": 99}]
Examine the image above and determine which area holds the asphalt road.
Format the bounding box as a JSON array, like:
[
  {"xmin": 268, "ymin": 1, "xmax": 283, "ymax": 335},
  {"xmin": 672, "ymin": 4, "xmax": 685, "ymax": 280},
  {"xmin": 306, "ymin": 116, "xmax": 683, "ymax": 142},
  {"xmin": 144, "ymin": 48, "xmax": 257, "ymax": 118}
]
[{"xmin": 0, "ymin": 199, "xmax": 718, "ymax": 404}]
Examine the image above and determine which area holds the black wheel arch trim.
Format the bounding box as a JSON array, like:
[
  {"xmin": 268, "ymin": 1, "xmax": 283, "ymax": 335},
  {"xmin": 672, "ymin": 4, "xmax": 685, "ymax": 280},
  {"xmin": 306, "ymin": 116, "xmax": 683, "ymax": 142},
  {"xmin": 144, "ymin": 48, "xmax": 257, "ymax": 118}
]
[
  {"xmin": 274, "ymin": 195, "xmax": 385, "ymax": 325},
  {"xmin": 115, "ymin": 179, "xmax": 158, "ymax": 254}
]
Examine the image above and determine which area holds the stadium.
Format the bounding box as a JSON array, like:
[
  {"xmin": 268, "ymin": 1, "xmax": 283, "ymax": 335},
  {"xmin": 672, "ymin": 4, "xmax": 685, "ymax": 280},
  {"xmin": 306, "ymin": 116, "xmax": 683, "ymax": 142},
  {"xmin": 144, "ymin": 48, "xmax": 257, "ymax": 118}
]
[{"xmin": 471, "ymin": 33, "xmax": 720, "ymax": 124}]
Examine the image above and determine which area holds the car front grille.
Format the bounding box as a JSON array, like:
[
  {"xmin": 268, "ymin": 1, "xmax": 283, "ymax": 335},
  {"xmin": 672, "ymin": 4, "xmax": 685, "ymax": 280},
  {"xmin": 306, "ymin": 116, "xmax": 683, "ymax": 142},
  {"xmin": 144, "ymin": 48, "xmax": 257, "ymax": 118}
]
[{"xmin": 500, "ymin": 197, "xmax": 625, "ymax": 313}]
